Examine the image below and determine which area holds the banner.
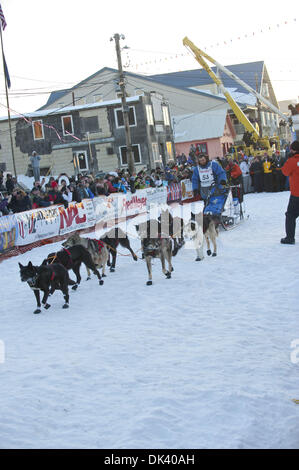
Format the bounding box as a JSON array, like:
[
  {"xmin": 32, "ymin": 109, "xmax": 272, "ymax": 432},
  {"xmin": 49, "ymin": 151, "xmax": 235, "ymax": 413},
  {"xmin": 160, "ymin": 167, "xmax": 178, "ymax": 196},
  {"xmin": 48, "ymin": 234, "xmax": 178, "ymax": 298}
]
[
  {"xmin": 123, "ymin": 190, "xmax": 147, "ymax": 217},
  {"xmin": 145, "ymin": 186, "xmax": 168, "ymax": 208},
  {"xmin": 59, "ymin": 199, "xmax": 96, "ymax": 236},
  {"xmin": 0, "ymin": 187, "xmax": 172, "ymax": 253},
  {"xmin": 0, "ymin": 214, "xmax": 18, "ymax": 253},
  {"xmin": 167, "ymin": 183, "xmax": 182, "ymax": 202},
  {"xmin": 180, "ymin": 179, "xmax": 194, "ymax": 201},
  {"xmin": 15, "ymin": 206, "xmax": 61, "ymax": 246},
  {"xmin": 93, "ymin": 194, "xmax": 125, "ymax": 225}
]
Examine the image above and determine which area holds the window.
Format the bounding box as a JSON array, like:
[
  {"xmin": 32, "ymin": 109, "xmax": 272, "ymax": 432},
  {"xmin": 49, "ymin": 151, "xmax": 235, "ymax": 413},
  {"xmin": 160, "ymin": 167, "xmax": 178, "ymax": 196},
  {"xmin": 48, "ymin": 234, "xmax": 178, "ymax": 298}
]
[
  {"xmin": 93, "ymin": 94, "xmax": 103, "ymax": 103},
  {"xmin": 152, "ymin": 143, "xmax": 161, "ymax": 162},
  {"xmin": 262, "ymin": 83, "xmax": 270, "ymax": 98},
  {"xmin": 32, "ymin": 120, "xmax": 44, "ymax": 140},
  {"xmin": 62, "ymin": 115, "xmax": 74, "ymax": 136},
  {"xmin": 81, "ymin": 116, "xmax": 100, "ymax": 133},
  {"xmin": 166, "ymin": 141, "xmax": 173, "ymax": 159},
  {"xmin": 115, "ymin": 107, "xmax": 136, "ymax": 128},
  {"xmin": 74, "ymin": 151, "xmax": 89, "ymax": 172},
  {"xmin": 162, "ymin": 106, "xmax": 170, "ymax": 126},
  {"xmin": 146, "ymin": 105, "xmax": 154, "ymax": 125},
  {"xmin": 195, "ymin": 143, "xmax": 208, "ymax": 154},
  {"xmin": 119, "ymin": 144, "xmax": 141, "ymax": 166}
]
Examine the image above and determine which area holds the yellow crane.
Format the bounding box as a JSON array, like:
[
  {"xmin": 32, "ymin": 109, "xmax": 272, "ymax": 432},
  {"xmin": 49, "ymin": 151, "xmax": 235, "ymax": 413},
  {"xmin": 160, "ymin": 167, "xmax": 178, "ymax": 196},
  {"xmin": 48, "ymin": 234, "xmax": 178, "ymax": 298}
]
[{"xmin": 183, "ymin": 37, "xmax": 290, "ymax": 158}]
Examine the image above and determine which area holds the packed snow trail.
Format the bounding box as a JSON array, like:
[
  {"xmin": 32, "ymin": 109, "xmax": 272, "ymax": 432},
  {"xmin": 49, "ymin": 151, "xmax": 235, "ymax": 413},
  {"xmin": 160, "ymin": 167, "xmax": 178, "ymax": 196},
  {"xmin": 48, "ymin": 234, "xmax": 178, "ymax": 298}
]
[{"xmin": 0, "ymin": 192, "xmax": 298, "ymax": 449}]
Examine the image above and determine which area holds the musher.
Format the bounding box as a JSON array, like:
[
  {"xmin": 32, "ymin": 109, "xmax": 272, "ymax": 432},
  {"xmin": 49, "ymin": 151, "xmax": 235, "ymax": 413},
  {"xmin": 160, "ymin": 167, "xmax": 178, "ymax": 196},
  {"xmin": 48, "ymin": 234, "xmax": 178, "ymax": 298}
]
[{"xmin": 192, "ymin": 154, "xmax": 227, "ymax": 205}]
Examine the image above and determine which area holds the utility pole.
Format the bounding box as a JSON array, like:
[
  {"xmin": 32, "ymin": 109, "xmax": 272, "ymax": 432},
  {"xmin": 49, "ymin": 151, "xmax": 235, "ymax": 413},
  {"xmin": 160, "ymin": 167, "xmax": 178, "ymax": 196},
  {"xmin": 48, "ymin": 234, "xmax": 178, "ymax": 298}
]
[
  {"xmin": 111, "ymin": 33, "xmax": 135, "ymax": 175},
  {"xmin": 0, "ymin": 26, "xmax": 17, "ymax": 178}
]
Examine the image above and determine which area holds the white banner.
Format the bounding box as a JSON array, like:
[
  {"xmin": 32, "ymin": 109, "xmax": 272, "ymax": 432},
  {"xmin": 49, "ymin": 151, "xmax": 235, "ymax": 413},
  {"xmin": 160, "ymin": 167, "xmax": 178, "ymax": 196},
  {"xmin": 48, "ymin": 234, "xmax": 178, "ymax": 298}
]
[
  {"xmin": 11, "ymin": 187, "xmax": 169, "ymax": 248},
  {"xmin": 93, "ymin": 194, "xmax": 126, "ymax": 224},
  {"xmin": 145, "ymin": 186, "xmax": 168, "ymax": 208},
  {"xmin": 123, "ymin": 190, "xmax": 147, "ymax": 217},
  {"xmin": 180, "ymin": 179, "xmax": 194, "ymax": 201},
  {"xmin": 59, "ymin": 199, "xmax": 96, "ymax": 236},
  {"xmin": 16, "ymin": 206, "xmax": 61, "ymax": 246}
]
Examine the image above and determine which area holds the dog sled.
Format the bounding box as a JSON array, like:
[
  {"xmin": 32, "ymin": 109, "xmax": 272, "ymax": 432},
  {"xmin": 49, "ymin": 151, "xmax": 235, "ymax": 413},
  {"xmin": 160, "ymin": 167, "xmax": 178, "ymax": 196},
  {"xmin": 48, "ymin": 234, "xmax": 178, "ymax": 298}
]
[{"xmin": 203, "ymin": 184, "xmax": 247, "ymax": 231}]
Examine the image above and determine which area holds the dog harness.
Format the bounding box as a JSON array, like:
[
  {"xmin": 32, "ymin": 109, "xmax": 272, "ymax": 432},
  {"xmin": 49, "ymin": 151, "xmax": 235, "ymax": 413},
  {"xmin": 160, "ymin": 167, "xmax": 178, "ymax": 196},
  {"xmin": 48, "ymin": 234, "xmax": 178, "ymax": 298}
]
[
  {"xmin": 63, "ymin": 248, "xmax": 73, "ymax": 269},
  {"xmin": 92, "ymin": 239, "xmax": 105, "ymax": 253}
]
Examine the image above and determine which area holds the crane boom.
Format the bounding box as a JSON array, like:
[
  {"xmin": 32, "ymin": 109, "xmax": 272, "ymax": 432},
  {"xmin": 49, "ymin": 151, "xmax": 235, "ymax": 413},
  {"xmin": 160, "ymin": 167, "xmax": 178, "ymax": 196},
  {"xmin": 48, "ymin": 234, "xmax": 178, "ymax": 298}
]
[{"xmin": 183, "ymin": 37, "xmax": 289, "ymax": 125}]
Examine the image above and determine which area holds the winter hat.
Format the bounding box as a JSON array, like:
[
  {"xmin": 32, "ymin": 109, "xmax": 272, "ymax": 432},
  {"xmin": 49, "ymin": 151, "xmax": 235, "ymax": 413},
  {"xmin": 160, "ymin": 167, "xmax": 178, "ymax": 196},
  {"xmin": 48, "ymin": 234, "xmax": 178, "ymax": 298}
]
[{"xmin": 290, "ymin": 140, "xmax": 299, "ymax": 153}]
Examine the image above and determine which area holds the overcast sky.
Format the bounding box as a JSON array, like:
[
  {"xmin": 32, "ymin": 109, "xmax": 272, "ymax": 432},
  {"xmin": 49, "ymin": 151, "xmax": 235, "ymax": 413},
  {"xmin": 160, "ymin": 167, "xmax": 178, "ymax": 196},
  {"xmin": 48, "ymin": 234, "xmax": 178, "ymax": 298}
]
[{"xmin": 0, "ymin": 0, "xmax": 298, "ymax": 116}]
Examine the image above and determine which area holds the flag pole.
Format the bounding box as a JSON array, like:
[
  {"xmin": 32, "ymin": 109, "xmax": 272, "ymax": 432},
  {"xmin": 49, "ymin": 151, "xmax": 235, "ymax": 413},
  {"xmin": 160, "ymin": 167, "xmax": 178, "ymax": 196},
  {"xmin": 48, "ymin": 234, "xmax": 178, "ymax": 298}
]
[{"xmin": 0, "ymin": 25, "xmax": 17, "ymax": 178}]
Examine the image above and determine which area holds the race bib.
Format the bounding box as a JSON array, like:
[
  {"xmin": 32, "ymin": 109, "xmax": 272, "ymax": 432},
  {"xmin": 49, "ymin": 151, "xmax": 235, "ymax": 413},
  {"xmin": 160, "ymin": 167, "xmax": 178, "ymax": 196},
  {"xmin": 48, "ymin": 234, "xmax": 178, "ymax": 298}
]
[{"xmin": 198, "ymin": 166, "xmax": 214, "ymax": 187}]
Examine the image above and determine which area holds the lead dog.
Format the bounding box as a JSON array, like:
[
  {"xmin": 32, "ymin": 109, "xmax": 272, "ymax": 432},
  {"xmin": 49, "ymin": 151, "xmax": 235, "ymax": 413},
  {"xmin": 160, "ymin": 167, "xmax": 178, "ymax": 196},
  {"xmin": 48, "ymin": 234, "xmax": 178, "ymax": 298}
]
[
  {"xmin": 19, "ymin": 261, "xmax": 75, "ymax": 314},
  {"xmin": 136, "ymin": 220, "xmax": 173, "ymax": 285},
  {"xmin": 183, "ymin": 212, "xmax": 220, "ymax": 261},
  {"xmin": 62, "ymin": 232, "xmax": 109, "ymax": 279}
]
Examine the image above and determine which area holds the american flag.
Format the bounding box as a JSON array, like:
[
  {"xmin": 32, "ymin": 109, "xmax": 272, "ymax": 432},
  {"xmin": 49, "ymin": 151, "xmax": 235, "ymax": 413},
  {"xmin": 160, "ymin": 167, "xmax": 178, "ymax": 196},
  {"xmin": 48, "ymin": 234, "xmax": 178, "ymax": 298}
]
[{"xmin": 0, "ymin": 3, "xmax": 7, "ymax": 30}]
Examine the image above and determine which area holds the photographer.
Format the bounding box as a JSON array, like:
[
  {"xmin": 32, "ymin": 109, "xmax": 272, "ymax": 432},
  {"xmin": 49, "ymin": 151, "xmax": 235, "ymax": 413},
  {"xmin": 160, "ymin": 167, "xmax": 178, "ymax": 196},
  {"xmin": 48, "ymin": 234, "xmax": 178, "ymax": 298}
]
[{"xmin": 62, "ymin": 185, "xmax": 73, "ymax": 204}]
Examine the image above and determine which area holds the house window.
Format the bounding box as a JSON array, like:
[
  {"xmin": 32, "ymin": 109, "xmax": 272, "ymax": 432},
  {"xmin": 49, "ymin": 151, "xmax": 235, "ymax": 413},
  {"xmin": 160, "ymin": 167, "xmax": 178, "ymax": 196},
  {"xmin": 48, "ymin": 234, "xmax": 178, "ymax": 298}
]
[
  {"xmin": 62, "ymin": 115, "xmax": 74, "ymax": 136},
  {"xmin": 93, "ymin": 94, "xmax": 103, "ymax": 103},
  {"xmin": 162, "ymin": 106, "xmax": 170, "ymax": 126},
  {"xmin": 152, "ymin": 143, "xmax": 161, "ymax": 162},
  {"xmin": 115, "ymin": 107, "xmax": 136, "ymax": 128},
  {"xmin": 32, "ymin": 120, "xmax": 44, "ymax": 140},
  {"xmin": 262, "ymin": 83, "xmax": 270, "ymax": 98},
  {"xmin": 166, "ymin": 141, "xmax": 173, "ymax": 159},
  {"xmin": 81, "ymin": 116, "xmax": 100, "ymax": 133},
  {"xmin": 119, "ymin": 144, "xmax": 141, "ymax": 166},
  {"xmin": 195, "ymin": 143, "xmax": 208, "ymax": 154},
  {"xmin": 146, "ymin": 105, "xmax": 154, "ymax": 125},
  {"xmin": 74, "ymin": 150, "xmax": 89, "ymax": 172}
]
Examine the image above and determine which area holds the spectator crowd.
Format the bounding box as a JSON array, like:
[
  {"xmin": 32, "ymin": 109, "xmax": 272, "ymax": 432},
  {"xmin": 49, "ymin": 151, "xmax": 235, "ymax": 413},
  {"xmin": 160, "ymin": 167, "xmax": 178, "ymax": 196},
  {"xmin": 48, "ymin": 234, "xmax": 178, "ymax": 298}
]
[{"xmin": 0, "ymin": 142, "xmax": 292, "ymax": 217}]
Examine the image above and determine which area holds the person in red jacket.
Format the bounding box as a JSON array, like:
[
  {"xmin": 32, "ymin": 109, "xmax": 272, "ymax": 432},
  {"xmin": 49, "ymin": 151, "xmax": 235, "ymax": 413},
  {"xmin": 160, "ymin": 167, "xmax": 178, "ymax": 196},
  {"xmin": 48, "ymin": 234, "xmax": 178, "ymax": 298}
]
[
  {"xmin": 226, "ymin": 159, "xmax": 243, "ymax": 202},
  {"xmin": 280, "ymin": 140, "xmax": 299, "ymax": 244}
]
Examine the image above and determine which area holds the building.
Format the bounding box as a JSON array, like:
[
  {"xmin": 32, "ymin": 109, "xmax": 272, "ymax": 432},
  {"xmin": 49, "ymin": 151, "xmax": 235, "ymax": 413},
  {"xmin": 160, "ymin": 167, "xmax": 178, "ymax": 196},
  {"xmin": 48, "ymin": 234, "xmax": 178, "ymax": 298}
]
[
  {"xmin": 0, "ymin": 92, "xmax": 174, "ymax": 176},
  {"xmin": 150, "ymin": 61, "xmax": 285, "ymax": 144},
  {"xmin": 173, "ymin": 109, "xmax": 236, "ymax": 159}
]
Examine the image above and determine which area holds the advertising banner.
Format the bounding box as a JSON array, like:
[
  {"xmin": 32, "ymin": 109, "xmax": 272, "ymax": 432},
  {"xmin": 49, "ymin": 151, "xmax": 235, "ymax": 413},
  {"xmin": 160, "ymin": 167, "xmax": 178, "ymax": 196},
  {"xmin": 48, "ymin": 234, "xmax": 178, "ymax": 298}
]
[
  {"xmin": 180, "ymin": 179, "xmax": 194, "ymax": 201},
  {"xmin": 58, "ymin": 199, "xmax": 96, "ymax": 236},
  {"xmin": 145, "ymin": 186, "xmax": 168, "ymax": 209},
  {"xmin": 123, "ymin": 190, "xmax": 147, "ymax": 217},
  {"xmin": 93, "ymin": 194, "xmax": 125, "ymax": 225},
  {"xmin": 0, "ymin": 214, "xmax": 18, "ymax": 253},
  {"xmin": 15, "ymin": 206, "xmax": 61, "ymax": 246},
  {"xmin": 167, "ymin": 183, "xmax": 182, "ymax": 202}
]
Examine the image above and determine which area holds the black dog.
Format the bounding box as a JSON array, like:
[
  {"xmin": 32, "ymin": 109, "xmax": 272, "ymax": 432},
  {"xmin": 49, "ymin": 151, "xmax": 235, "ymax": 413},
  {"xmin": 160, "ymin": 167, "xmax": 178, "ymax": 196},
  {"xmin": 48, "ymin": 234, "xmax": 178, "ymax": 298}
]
[
  {"xmin": 101, "ymin": 227, "xmax": 137, "ymax": 272},
  {"xmin": 43, "ymin": 245, "xmax": 104, "ymax": 288},
  {"xmin": 19, "ymin": 261, "xmax": 75, "ymax": 314}
]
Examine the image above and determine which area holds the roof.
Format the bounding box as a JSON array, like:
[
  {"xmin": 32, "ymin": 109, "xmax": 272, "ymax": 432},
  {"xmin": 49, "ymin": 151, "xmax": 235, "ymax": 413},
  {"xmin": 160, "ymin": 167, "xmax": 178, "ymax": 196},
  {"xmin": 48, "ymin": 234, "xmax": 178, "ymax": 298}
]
[
  {"xmin": 38, "ymin": 66, "xmax": 228, "ymax": 111},
  {"xmin": 0, "ymin": 96, "xmax": 142, "ymax": 122},
  {"xmin": 173, "ymin": 108, "xmax": 228, "ymax": 143},
  {"xmin": 150, "ymin": 61, "xmax": 264, "ymax": 101}
]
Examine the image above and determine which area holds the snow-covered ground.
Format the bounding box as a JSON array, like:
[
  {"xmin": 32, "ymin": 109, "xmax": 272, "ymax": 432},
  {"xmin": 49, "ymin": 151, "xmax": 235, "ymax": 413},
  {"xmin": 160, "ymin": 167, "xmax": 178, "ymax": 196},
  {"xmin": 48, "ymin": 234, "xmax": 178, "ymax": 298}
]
[{"xmin": 0, "ymin": 191, "xmax": 299, "ymax": 449}]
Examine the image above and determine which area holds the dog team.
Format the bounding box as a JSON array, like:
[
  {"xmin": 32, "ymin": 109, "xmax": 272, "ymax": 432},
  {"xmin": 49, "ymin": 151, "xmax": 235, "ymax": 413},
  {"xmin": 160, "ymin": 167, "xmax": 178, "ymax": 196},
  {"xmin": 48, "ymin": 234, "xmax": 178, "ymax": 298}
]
[{"xmin": 19, "ymin": 207, "xmax": 220, "ymax": 313}]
